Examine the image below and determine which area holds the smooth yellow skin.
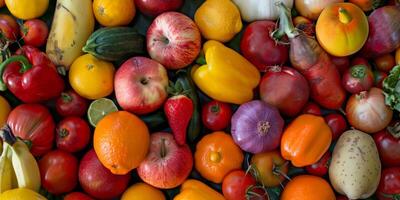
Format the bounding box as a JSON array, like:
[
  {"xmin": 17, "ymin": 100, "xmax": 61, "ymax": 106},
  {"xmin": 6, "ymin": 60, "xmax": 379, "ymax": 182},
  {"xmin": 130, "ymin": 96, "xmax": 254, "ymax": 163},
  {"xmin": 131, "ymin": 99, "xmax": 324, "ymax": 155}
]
[
  {"xmin": 69, "ymin": 54, "xmax": 115, "ymax": 100},
  {"xmin": 0, "ymin": 188, "xmax": 47, "ymax": 200},
  {"xmin": 194, "ymin": 0, "xmax": 242, "ymax": 42},
  {"xmin": 5, "ymin": 0, "xmax": 48, "ymax": 20},
  {"xmin": 0, "ymin": 95, "xmax": 10, "ymax": 127},
  {"xmin": 316, "ymin": 3, "xmax": 369, "ymax": 57},
  {"xmin": 121, "ymin": 183, "xmax": 165, "ymax": 200},
  {"xmin": 174, "ymin": 179, "xmax": 225, "ymax": 200},
  {"xmin": 192, "ymin": 40, "xmax": 260, "ymax": 105},
  {"xmin": 93, "ymin": 0, "xmax": 136, "ymax": 27}
]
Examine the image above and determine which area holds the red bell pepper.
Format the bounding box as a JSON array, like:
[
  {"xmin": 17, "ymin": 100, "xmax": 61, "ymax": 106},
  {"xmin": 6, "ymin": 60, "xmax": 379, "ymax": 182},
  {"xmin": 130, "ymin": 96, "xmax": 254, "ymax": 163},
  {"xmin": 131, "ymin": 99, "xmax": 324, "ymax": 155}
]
[{"xmin": 0, "ymin": 45, "xmax": 64, "ymax": 103}]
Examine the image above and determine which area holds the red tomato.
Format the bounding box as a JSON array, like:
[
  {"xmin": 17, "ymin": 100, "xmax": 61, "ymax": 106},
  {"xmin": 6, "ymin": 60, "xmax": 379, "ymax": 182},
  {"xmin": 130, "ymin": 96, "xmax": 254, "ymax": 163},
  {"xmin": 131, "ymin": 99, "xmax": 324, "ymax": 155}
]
[
  {"xmin": 222, "ymin": 170, "xmax": 265, "ymax": 200},
  {"xmin": 7, "ymin": 104, "xmax": 55, "ymax": 156},
  {"xmin": 0, "ymin": 14, "xmax": 19, "ymax": 41},
  {"xmin": 56, "ymin": 90, "xmax": 89, "ymax": 117},
  {"xmin": 250, "ymin": 150, "xmax": 289, "ymax": 187},
  {"xmin": 374, "ymin": 70, "xmax": 388, "ymax": 89},
  {"xmin": 38, "ymin": 150, "xmax": 78, "ymax": 195},
  {"xmin": 324, "ymin": 114, "xmax": 347, "ymax": 140},
  {"xmin": 351, "ymin": 57, "xmax": 371, "ymax": 69},
  {"xmin": 374, "ymin": 125, "xmax": 400, "ymax": 167},
  {"xmin": 56, "ymin": 117, "xmax": 91, "ymax": 153},
  {"xmin": 377, "ymin": 167, "xmax": 400, "ymax": 200},
  {"xmin": 305, "ymin": 151, "xmax": 331, "ymax": 176},
  {"xmin": 342, "ymin": 64, "xmax": 374, "ymax": 94},
  {"xmin": 201, "ymin": 100, "xmax": 232, "ymax": 131},
  {"xmin": 302, "ymin": 102, "xmax": 322, "ymax": 116},
  {"xmin": 374, "ymin": 54, "xmax": 396, "ymax": 73},
  {"xmin": 20, "ymin": 19, "xmax": 48, "ymax": 47},
  {"xmin": 64, "ymin": 192, "xmax": 94, "ymax": 200}
]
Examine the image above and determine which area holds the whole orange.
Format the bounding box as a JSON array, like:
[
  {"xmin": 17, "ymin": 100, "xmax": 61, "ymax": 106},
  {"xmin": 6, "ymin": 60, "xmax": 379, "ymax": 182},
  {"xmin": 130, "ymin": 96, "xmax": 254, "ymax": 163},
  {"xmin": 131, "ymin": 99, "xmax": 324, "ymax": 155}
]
[
  {"xmin": 281, "ymin": 175, "xmax": 336, "ymax": 200},
  {"xmin": 94, "ymin": 111, "xmax": 150, "ymax": 175}
]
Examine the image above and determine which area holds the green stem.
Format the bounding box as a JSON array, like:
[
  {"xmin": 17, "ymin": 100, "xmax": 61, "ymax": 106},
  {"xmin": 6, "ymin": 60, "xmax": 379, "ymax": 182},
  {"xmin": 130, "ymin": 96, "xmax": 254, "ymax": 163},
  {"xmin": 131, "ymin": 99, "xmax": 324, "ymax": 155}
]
[
  {"xmin": 271, "ymin": 2, "xmax": 299, "ymax": 40},
  {"xmin": 0, "ymin": 55, "xmax": 32, "ymax": 91}
]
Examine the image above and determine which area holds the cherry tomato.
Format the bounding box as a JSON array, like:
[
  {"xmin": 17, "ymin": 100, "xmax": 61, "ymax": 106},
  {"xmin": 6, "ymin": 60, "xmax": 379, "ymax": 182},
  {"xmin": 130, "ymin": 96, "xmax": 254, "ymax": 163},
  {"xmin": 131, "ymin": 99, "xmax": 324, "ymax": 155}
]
[
  {"xmin": 38, "ymin": 150, "xmax": 78, "ymax": 195},
  {"xmin": 302, "ymin": 102, "xmax": 322, "ymax": 116},
  {"xmin": 56, "ymin": 117, "xmax": 91, "ymax": 153},
  {"xmin": 20, "ymin": 19, "xmax": 48, "ymax": 47},
  {"xmin": 374, "ymin": 70, "xmax": 388, "ymax": 89},
  {"xmin": 64, "ymin": 192, "xmax": 94, "ymax": 200},
  {"xmin": 374, "ymin": 124, "xmax": 400, "ymax": 167},
  {"xmin": 374, "ymin": 54, "xmax": 396, "ymax": 73},
  {"xmin": 222, "ymin": 170, "xmax": 265, "ymax": 200},
  {"xmin": 250, "ymin": 150, "xmax": 289, "ymax": 187},
  {"xmin": 377, "ymin": 167, "xmax": 400, "ymax": 200},
  {"xmin": 0, "ymin": 14, "xmax": 19, "ymax": 41},
  {"xmin": 201, "ymin": 100, "xmax": 232, "ymax": 131},
  {"xmin": 305, "ymin": 151, "xmax": 331, "ymax": 176},
  {"xmin": 324, "ymin": 114, "xmax": 347, "ymax": 140},
  {"xmin": 56, "ymin": 90, "xmax": 89, "ymax": 117}
]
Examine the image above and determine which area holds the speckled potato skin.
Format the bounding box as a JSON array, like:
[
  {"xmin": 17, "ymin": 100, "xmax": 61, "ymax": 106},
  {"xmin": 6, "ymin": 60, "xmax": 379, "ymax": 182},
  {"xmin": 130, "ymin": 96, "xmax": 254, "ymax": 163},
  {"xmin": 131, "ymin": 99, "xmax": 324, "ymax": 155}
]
[{"xmin": 329, "ymin": 130, "xmax": 381, "ymax": 199}]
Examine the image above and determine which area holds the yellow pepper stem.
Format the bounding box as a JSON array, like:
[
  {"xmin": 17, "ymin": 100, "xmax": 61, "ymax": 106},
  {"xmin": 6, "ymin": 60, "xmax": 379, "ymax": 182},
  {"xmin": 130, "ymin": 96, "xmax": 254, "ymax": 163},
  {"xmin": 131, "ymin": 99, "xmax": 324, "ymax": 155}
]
[
  {"xmin": 209, "ymin": 151, "xmax": 221, "ymax": 163},
  {"xmin": 338, "ymin": 7, "xmax": 352, "ymax": 24}
]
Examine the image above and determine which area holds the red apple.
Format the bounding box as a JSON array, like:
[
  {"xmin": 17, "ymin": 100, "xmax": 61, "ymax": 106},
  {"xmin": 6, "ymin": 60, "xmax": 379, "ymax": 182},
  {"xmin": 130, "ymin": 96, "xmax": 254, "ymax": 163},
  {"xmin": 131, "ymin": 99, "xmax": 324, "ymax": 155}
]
[
  {"xmin": 79, "ymin": 149, "xmax": 130, "ymax": 199},
  {"xmin": 135, "ymin": 0, "xmax": 183, "ymax": 17},
  {"xmin": 115, "ymin": 56, "xmax": 169, "ymax": 115},
  {"xmin": 137, "ymin": 132, "xmax": 193, "ymax": 189},
  {"xmin": 147, "ymin": 12, "xmax": 201, "ymax": 70}
]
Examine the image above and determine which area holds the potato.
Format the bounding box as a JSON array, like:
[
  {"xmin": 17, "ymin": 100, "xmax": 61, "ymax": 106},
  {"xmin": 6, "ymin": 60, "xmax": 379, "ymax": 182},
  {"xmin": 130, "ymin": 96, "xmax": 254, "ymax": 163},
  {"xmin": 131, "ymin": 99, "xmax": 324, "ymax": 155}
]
[{"xmin": 329, "ymin": 130, "xmax": 381, "ymax": 199}]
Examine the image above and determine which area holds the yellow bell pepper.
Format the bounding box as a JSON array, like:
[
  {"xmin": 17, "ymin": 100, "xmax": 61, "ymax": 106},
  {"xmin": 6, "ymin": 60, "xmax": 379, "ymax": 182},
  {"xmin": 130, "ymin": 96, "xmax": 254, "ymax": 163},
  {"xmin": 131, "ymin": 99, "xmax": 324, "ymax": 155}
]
[
  {"xmin": 174, "ymin": 179, "xmax": 225, "ymax": 200},
  {"xmin": 192, "ymin": 40, "xmax": 260, "ymax": 104}
]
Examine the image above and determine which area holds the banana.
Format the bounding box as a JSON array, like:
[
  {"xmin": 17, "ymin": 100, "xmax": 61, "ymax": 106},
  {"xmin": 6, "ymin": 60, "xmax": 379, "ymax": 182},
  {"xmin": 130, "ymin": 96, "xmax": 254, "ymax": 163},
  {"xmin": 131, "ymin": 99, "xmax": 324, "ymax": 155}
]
[
  {"xmin": 46, "ymin": 0, "xmax": 95, "ymax": 71},
  {"xmin": 9, "ymin": 139, "xmax": 41, "ymax": 192},
  {"xmin": 0, "ymin": 143, "xmax": 16, "ymax": 193}
]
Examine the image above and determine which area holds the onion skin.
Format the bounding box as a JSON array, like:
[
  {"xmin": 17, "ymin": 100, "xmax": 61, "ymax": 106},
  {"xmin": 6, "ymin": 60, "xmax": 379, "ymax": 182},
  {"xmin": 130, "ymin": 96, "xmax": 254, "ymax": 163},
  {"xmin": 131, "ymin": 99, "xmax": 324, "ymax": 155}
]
[
  {"xmin": 346, "ymin": 87, "xmax": 393, "ymax": 134},
  {"xmin": 295, "ymin": 0, "xmax": 344, "ymax": 20},
  {"xmin": 360, "ymin": 6, "xmax": 400, "ymax": 58},
  {"xmin": 259, "ymin": 66, "xmax": 309, "ymax": 117},
  {"xmin": 231, "ymin": 100, "xmax": 284, "ymax": 154}
]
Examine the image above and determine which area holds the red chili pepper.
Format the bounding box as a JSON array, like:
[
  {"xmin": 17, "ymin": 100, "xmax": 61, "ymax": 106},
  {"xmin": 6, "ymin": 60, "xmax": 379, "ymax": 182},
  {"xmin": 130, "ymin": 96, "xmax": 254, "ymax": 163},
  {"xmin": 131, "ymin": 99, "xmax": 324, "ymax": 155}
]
[{"xmin": 0, "ymin": 45, "xmax": 64, "ymax": 103}]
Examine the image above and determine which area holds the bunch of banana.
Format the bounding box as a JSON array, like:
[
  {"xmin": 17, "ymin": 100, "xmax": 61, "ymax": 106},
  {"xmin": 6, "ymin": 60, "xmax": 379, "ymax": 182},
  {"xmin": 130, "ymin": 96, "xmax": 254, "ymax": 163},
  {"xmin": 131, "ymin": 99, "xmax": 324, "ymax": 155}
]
[{"xmin": 0, "ymin": 127, "xmax": 41, "ymax": 193}]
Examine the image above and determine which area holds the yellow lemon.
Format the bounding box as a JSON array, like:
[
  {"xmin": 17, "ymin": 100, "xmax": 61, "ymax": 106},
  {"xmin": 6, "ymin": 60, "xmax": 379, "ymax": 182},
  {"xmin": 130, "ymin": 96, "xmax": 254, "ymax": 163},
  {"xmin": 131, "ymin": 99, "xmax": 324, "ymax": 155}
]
[
  {"xmin": 93, "ymin": 0, "xmax": 135, "ymax": 27},
  {"xmin": 0, "ymin": 188, "xmax": 47, "ymax": 200},
  {"xmin": 194, "ymin": 0, "xmax": 242, "ymax": 42},
  {"xmin": 121, "ymin": 183, "xmax": 165, "ymax": 200},
  {"xmin": 69, "ymin": 54, "xmax": 115, "ymax": 100},
  {"xmin": 0, "ymin": 95, "xmax": 11, "ymax": 127}
]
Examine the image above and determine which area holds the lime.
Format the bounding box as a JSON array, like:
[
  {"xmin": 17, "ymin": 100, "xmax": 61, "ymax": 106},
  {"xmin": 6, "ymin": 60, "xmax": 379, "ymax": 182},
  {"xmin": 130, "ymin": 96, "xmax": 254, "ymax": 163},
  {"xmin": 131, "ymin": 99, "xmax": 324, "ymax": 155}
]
[{"xmin": 87, "ymin": 98, "xmax": 118, "ymax": 127}]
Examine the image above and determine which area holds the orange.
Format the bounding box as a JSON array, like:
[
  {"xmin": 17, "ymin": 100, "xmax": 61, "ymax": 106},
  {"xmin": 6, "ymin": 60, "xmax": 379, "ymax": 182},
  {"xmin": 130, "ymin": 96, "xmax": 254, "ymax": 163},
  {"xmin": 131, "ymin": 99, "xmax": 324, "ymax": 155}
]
[
  {"xmin": 281, "ymin": 175, "xmax": 336, "ymax": 200},
  {"xmin": 121, "ymin": 183, "xmax": 165, "ymax": 200},
  {"xmin": 396, "ymin": 47, "xmax": 400, "ymax": 65},
  {"xmin": 94, "ymin": 111, "xmax": 150, "ymax": 175},
  {"xmin": 93, "ymin": 0, "xmax": 135, "ymax": 27}
]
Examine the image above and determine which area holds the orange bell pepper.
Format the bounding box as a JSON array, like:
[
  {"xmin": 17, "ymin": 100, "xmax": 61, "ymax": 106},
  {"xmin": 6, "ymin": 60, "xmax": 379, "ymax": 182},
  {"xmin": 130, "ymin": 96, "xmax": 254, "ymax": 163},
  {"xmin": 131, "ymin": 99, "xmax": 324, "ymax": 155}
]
[
  {"xmin": 173, "ymin": 179, "xmax": 225, "ymax": 200},
  {"xmin": 280, "ymin": 114, "xmax": 332, "ymax": 167}
]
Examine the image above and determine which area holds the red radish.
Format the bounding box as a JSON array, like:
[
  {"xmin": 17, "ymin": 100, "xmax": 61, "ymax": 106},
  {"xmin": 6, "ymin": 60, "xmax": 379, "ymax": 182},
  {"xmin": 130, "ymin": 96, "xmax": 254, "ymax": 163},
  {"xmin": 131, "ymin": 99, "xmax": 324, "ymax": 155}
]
[
  {"xmin": 342, "ymin": 65, "xmax": 374, "ymax": 94},
  {"xmin": 202, "ymin": 100, "xmax": 232, "ymax": 131},
  {"xmin": 273, "ymin": 3, "xmax": 346, "ymax": 109},
  {"xmin": 164, "ymin": 95, "xmax": 193, "ymax": 145},
  {"xmin": 361, "ymin": 5, "xmax": 400, "ymax": 58},
  {"xmin": 56, "ymin": 117, "xmax": 91, "ymax": 153},
  {"xmin": 259, "ymin": 66, "xmax": 309, "ymax": 117},
  {"xmin": 302, "ymin": 102, "xmax": 322, "ymax": 116},
  {"xmin": 324, "ymin": 113, "xmax": 347, "ymax": 140},
  {"xmin": 240, "ymin": 21, "xmax": 289, "ymax": 71}
]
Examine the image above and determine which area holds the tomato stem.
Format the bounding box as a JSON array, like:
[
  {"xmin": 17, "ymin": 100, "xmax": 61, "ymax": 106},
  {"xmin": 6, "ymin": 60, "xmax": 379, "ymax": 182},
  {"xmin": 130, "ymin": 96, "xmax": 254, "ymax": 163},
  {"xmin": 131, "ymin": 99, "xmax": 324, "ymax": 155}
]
[
  {"xmin": 351, "ymin": 65, "xmax": 366, "ymax": 79},
  {"xmin": 210, "ymin": 104, "xmax": 220, "ymax": 114}
]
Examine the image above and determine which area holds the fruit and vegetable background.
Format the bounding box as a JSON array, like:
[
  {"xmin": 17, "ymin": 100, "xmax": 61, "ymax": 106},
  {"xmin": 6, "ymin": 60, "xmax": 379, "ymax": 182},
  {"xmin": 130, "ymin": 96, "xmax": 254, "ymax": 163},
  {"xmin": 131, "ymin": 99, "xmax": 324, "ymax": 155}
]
[{"xmin": 0, "ymin": 0, "xmax": 400, "ymax": 199}]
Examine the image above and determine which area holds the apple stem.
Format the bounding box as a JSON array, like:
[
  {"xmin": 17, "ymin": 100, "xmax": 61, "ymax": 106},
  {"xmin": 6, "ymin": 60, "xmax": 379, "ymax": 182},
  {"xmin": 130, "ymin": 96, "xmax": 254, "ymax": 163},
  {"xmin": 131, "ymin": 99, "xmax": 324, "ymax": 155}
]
[{"xmin": 160, "ymin": 138, "xmax": 167, "ymax": 158}]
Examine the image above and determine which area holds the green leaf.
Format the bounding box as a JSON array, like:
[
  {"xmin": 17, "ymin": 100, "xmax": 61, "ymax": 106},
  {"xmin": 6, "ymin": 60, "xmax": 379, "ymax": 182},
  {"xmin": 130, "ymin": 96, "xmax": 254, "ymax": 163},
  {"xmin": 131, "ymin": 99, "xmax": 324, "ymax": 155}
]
[{"xmin": 383, "ymin": 65, "xmax": 400, "ymax": 111}]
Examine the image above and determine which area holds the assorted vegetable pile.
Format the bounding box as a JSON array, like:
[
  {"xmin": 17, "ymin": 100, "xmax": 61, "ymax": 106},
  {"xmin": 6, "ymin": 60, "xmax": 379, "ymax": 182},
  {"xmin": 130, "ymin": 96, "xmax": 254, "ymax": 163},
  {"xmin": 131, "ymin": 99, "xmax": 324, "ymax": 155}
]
[{"xmin": 1, "ymin": 0, "xmax": 400, "ymax": 199}]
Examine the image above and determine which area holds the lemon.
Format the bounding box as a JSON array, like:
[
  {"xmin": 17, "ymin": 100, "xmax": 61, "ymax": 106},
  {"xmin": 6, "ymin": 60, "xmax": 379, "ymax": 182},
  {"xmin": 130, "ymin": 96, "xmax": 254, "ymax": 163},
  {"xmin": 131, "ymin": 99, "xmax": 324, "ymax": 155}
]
[{"xmin": 194, "ymin": 0, "xmax": 242, "ymax": 42}]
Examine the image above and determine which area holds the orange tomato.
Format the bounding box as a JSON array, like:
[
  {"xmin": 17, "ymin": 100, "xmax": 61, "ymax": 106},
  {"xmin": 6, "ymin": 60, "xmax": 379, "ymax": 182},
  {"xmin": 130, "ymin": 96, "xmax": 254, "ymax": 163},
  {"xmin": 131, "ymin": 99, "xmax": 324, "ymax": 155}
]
[
  {"xmin": 250, "ymin": 150, "xmax": 289, "ymax": 187},
  {"xmin": 281, "ymin": 175, "xmax": 336, "ymax": 200},
  {"xmin": 195, "ymin": 131, "xmax": 244, "ymax": 183},
  {"xmin": 94, "ymin": 111, "xmax": 150, "ymax": 175},
  {"xmin": 316, "ymin": 2, "xmax": 369, "ymax": 57},
  {"xmin": 281, "ymin": 114, "xmax": 332, "ymax": 167},
  {"xmin": 374, "ymin": 53, "xmax": 396, "ymax": 72},
  {"xmin": 396, "ymin": 48, "xmax": 400, "ymax": 65}
]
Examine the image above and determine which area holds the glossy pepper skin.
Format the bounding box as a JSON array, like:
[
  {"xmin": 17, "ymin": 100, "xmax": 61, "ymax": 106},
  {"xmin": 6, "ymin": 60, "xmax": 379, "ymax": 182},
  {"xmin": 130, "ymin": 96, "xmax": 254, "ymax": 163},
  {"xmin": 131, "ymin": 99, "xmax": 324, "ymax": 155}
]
[
  {"xmin": 174, "ymin": 179, "xmax": 225, "ymax": 200},
  {"xmin": 192, "ymin": 40, "xmax": 260, "ymax": 105},
  {"xmin": 281, "ymin": 114, "xmax": 332, "ymax": 167},
  {"xmin": 0, "ymin": 45, "xmax": 64, "ymax": 103}
]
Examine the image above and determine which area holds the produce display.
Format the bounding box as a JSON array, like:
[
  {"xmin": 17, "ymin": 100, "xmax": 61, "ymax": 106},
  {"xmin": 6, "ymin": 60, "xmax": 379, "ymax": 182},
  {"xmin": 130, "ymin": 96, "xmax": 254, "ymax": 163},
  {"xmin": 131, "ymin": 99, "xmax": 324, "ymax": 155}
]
[{"xmin": 1, "ymin": 0, "xmax": 400, "ymax": 199}]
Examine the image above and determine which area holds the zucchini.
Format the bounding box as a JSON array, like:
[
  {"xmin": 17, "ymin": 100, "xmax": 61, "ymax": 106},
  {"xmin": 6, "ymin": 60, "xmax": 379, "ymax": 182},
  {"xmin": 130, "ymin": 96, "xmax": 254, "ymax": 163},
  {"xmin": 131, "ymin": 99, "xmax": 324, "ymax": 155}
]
[
  {"xmin": 82, "ymin": 27, "xmax": 145, "ymax": 61},
  {"xmin": 139, "ymin": 111, "xmax": 168, "ymax": 132}
]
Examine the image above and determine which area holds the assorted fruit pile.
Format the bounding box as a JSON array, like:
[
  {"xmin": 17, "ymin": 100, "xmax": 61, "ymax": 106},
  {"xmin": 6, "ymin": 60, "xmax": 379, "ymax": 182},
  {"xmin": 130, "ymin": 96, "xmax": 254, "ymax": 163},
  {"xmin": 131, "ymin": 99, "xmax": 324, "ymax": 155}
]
[{"xmin": 0, "ymin": 0, "xmax": 400, "ymax": 199}]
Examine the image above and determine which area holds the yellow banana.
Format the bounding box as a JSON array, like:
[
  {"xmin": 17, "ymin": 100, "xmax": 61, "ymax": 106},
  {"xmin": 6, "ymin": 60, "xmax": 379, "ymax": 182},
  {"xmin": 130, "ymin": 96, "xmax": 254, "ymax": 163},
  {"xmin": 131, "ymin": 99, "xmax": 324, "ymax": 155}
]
[
  {"xmin": 9, "ymin": 140, "xmax": 41, "ymax": 192},
  {"xmin": 46, "ymin": 0, "xmax": 95, "ymax": 71},
  {"xmin": 0, "ymin": 143, "xmax": 17, "ymax": 193}
]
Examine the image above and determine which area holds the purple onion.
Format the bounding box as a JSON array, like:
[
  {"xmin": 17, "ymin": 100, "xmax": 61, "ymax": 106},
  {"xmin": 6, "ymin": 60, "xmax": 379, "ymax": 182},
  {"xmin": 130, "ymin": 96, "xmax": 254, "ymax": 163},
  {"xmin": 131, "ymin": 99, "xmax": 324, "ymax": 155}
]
[{"xmin": 231, "ymin": 100, "xmax": 284, "ymax": 154}]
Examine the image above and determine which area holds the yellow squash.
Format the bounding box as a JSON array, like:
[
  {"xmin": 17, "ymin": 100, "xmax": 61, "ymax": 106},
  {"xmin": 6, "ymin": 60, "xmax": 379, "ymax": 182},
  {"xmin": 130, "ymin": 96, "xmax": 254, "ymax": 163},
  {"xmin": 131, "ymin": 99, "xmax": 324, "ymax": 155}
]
[
  {"xmin": 192, "ymin": 40, "xmax": 260, "ymax": 104},
  {"xmin": 174, "ymin": 179, "xmax": 225, "ymax": 200},
  {"xmin": 46, "ymin": 0, "xmax": 95, "ymax": 71},
  {"xmin": 5, "ymin": 0, "xmax": 48, "ymax": 20}
]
